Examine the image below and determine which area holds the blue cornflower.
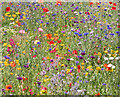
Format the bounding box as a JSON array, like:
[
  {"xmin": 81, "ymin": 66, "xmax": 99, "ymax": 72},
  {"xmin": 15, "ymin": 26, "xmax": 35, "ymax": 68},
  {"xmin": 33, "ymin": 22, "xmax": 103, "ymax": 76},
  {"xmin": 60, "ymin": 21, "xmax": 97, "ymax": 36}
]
[{"xmin": 84, "ymin": 32, "xmax": 89, "ymax": 36}]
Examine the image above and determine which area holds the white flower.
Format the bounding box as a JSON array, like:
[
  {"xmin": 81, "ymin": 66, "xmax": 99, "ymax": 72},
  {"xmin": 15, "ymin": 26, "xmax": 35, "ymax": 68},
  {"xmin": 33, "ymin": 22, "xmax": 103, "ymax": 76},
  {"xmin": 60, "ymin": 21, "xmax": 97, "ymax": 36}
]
[
  {"xmin": 77, "ymin": 90, "xmax": 82, "ymax": 93},
  {"xmin": 104, "ymin": 57, "xmax": 109, "ymax": 60},
  {"xmin": 108, "ymin": 64, "xmax": 115, "ymax": 69},
  {"xmin": 115, "ymin": 57, "xmax": 119, "ymax": 60},
  {"xmin": 70, "ymin": 58, "xmax": 74, "ymax": 60},
  {"xmin": 108, "ymin": 64, "xmax": 112, "ymax": 67},
  {"xmin": 109, "ymin": 57, "xmax": 114, "ymax": 60}
]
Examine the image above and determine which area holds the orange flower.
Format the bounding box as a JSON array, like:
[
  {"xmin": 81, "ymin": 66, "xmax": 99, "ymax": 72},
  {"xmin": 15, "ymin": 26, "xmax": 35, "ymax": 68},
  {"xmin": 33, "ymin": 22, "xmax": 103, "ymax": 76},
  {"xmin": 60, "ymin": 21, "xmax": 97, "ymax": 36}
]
[
  {"xmin": 10, "ymin": 62, "xmax": 16, "ymax": 67},
  {"xmin": 104, "ymin": 64, "xmax": 108, "ymax": 68},
  {"xmin": 5, "ymin": 85, "xmax": 12, "ymax": 91},
  {"xmin": 46, "ymin": 34, "xmax": 52, "ymax": 39},
  {"xmin": 54, "ymin": 36, "xmax": 59, "ymax": 41}
]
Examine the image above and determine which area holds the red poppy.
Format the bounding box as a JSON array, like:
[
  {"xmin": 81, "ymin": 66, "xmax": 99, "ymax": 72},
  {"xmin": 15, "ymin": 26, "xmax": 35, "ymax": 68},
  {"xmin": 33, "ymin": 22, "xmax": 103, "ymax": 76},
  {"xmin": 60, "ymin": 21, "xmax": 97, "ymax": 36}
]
[
  {"xmin": 109, "ymin": 2, "xmax": 112, "ymax": 4},
  {"xmin": 10, "ymin": 62, "xmax": 16, "ymax": 67},
  {"xmin": 43, "ymin": 8, "xmax": 49, "ymax": 12},
  {"xmin": 33, "ymin": 55, "xmax": 36, "ymax": 58},
  {"xmin": 50, "ymin": 40, "xmax": 54, "ymax": 44},
  {"xmin": 6, "ymin": 7, "xmax": 10, "ymax": 12},
  {"xmin": 111, "ymin": 7, "xmax": 116, "ymax": 10},
  {"xmin": 22, "ymin": 88, "xmax": 26, "ymax": 91},
  {"xmin": 90, "ymin": 2, "xmax": 93, "ymax": 5},
  {"xmin": 95, "ymin": 93, "xmax": 100, "ymax": 96},
  {"xmin": 57, "ymin": 40, "xmax": 61, "ymax": 43},
  {"xmin": 72, "ymin": 50, "xmax": 77, "ymax": 55},
  {"xmin": 117, "ymin": 25, "xmax": 120, "ymax": 28},
  {"xmin": 46, "ymin": 34, "xmax": 52, "ymax": 39},
  {"xmin": 77, "ymin": 65, "xmax": 80, "ymax": 73},
  {"xmin": 69, "ymin": 83, "xmax": 72, "ymax": 87},
  {"xmin": 85, "ymin": 12, "xmax": 90, "ymax": 15},
  {"xmin": 56, "ymin": 0, "xmax": 62, "ymax": 6},
  {"xmin": 113, "ymin": 3, "xmax": 117, "ymax": 6}
]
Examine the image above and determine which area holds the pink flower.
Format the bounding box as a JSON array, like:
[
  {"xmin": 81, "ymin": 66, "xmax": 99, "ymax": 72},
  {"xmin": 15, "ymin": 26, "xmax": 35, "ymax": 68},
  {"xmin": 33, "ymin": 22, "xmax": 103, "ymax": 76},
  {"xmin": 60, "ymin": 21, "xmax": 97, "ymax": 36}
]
[
  {"xmin": 11, "ymin": 90, "xmax": 15, "ymax": 92},
  {"xmin": 33, "ymin": 55, "xmax": 36, "ymax": 58},
  {"xmin": 38, "ymin": 28, "xmax": 43, "ymax": 32},
  {"xmin": 19, "ymin": 30, "xmax": 25, "ymax": 34},
  {"xmin": 29, "ymin": 89, "xmax": 32, "ymax": 92},
  {"xmin": 30, "ymin": 92, "xmax": 34, "ymax": 95},
  {"xmin": 7, "ymin": 48, "xmax": 10, "ymax": 52},
  {"xmin": 9, "ymin": 39, "xmax": 14, "ymax": 41}
]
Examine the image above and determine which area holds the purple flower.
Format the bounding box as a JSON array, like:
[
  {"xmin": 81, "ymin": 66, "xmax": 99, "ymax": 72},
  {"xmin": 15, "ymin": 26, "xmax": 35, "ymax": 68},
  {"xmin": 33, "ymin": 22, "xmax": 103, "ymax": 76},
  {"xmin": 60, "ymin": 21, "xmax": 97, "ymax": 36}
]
[
  {"xmin": 67, "ymin": 59, "xmax": 70, "ymax": 61},
  {"xmin": 102, "ymin": 83, "xmax": 106, "ymax": 85},
  {"xmin": 81, "ymin": 52, "xmax": 85, "ymax": 55},
  {"xmin": 24, "ymin": 65, "xmax": 29, "ymax": 68},
  {"xmin": 37, "ymin": 82, "xmax": 41, "ymax": 85},
  {"xmin": 17, "ymin": 77, "xmax": 22, "ymax": 80},
  {"xmin": 50, "ymin": 59, "xmax": 53, "ymax": 62},
  {"xmin": 90, "ymin": 56, "xmax": 95, "ymax": 59},
  {"xmin": 78, "ymin": 56, "xmax": 83, "ymax": 59}
]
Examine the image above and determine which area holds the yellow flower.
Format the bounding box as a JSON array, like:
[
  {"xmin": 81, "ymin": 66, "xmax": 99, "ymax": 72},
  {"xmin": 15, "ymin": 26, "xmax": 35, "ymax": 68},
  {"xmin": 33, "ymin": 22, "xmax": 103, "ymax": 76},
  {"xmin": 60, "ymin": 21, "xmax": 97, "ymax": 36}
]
[
  {"xmin": 0, "ymin": 61, "xmax": 3, "ymax": 63},
  {"xmin": 16, "ymin": 60, "xmax": 19, "ymax": 64},
  {"xmin": 104, "ymin": 51, "xmax": 108, "ymax": 54},
  {"xmin": 98, "ymin": 52, "xmax": 102, "ymax": 56},
  {"xmin": 43, "ymin": 79, "xmax": 47, "ymax": 82},
  {"xmin": 61, "ymin": 57, "xmax": 64, "ymax": 60},
  {"xmin": 115, "ymin": 50, "xmax": 118, "ymax": 53},
  {"xmin": 60, "ymin": 44, "xmax": 64, "ymax": 46},
  {"xmin": 16, "ymin": 21, "xmax": 19, "ymax": 23},
  {"xmin": 15, "ymin": 12, "xmax": 20, "ymax": 15},
  {"xmin": 18, "ymin": 64, "xmax": 20, "ymax": 66},
  {"xmin": 46, "ymin": 56, "xmax": 49, "ymax": 60},
  {"xmin": 71, "ymin": 17, "xmax": 74, "ymax": 19},
  {"xmin": 46, "ymin": 78, "xmax": 50, "ymax": 81},
  {"xmin": 70, "ymin": 73, "xmax": 73, "ymax": 76},
  {"xmin": 82, "ymin": 66, "xmax": 84, "ymax": 70},
  {"xmin": 26, "ymin": 10, "xmax": 29, "ymax": 12},
  {"xmin": 53, "ymin": 43, "xmax": 56, "ymax": 46},
  {"xmin": 23, "ymin": 16, "xmax": 26, "ymax": 19},
  {"xmin": 109, "ymin": 68, "xmax": 113, "ymax": 72},
  {"xmin": 22, "ymin": 50, "xmax": 26, "ymax": 54},
  {"xmin": 5, "ymin": 59, "xmax": 9, "ymax": 62},
  {"xmin": 12, "ymin": 14, "xmax": 17, "ymax": 18},
  {"xmin": 10, "ymin": 73, "xmax": 13, "ymax": 75},
  {"xmin": 96, "ymin": 67, "xmax": 101, "ymax": 71},
  {"xmin": 7, "ymin": 45, "xmax": 12, "ymax": 47},
  {"xmin": 56, "ymin": 48, "xmax": 58, "ymax": 50},
  {"xmin": 22, "ymin": 12, "xmax": 26, "ymax": 15},
  {"xmin": 8, "ymin": 15, "xmax": 11, "ymax": 17},
  {"xmin": 111, "ymin": 50, "xmax": 114, "ymax": 53},
  {"xmin": 54, "ymin": 34, "xmax": 58, "ymax": 36},
  {"xmin": 10, "ymin": 18, "xmax": 14, "ymax": 21},
  {"xmin": 3, "ymin": 43, "xmax": 7, "ymax": 46},
  {"xmin": 97, "ymin": 22, "xmax": 100, "ymax": 24},
  {"xmin": 17, "ymin": 68, "xmax": 21, "ymax": 70},
  {"xmin": 81, "ymin": 63, "xmax": 85, "ymax": 65},
  {"xmin": 26, "ymin": 40, "xmax": 28, "ymax": 42},
  {"xmin": 0, "ymin": 68, "xmax": 3, "ymax": 70},
  {"xmin": 63, "ymin": 34, "xmax": 66, "ymax": 36},
  {"xmin": 67, "ymin": 37, "xmax": 70, "ymax": 39},
  {"xmin": 40, "ymin": 24, "xmax": 42, "ymax": 26},
  {"xmin": 74, "ymin": 66, "xmax": 77, "ymax": 69},
  {"xmin": 45, "ymin": 75, "xmax": 48, "ymax": 77},
  {"xmin": 85, "ymin": 72, "xmax": 88, "ymax": 76},
  {"xmin": 61, "ymin": 64, "xmax": 64, "ymax": 67}
]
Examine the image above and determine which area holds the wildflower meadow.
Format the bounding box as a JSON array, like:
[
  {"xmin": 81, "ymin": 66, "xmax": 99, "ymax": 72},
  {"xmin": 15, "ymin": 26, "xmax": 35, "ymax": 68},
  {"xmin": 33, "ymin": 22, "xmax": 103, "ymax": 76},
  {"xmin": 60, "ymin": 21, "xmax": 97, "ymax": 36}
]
[{"xmin": 0, "ymin": 1, "xmax": 120, "ymax": 96}]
